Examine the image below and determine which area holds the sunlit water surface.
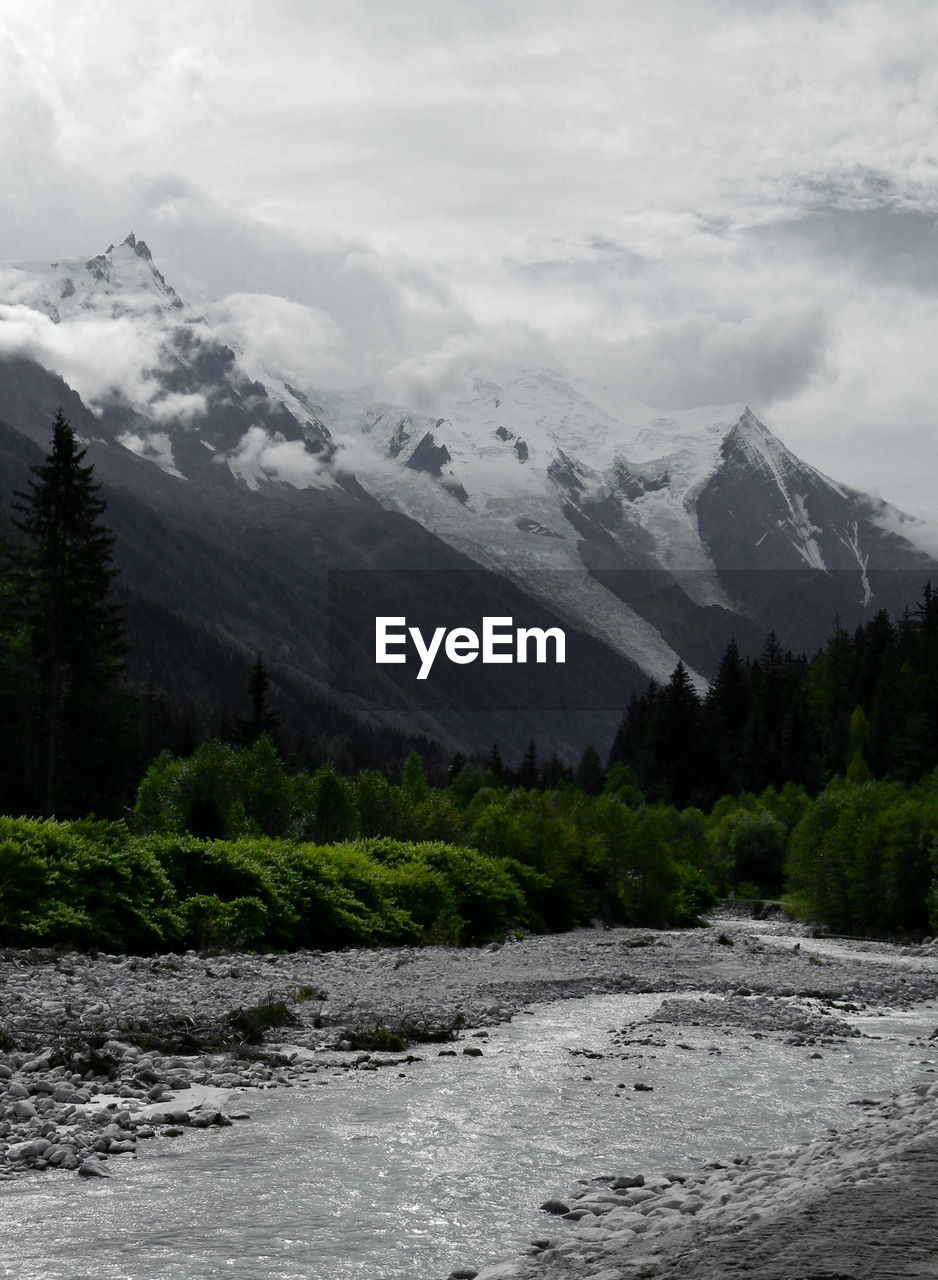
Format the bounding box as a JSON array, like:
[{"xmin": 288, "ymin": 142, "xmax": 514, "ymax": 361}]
[{"xmin": 2, "ymin": 953, "xmax": 935, "ymax": 1280}]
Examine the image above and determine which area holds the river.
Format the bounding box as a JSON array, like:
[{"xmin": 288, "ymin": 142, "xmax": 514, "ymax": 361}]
[{"xmin": 1, "ymin": 930, "xmax": 936, "ymax": 1280}]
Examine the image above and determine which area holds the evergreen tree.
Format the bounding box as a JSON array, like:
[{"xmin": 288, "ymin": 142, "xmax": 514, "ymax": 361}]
[
  {"xmin": 703, "ymin": 638, "xmax": 750, "ymax": 798},
  {"xmin": 574, "ymin": 743, "xmax": 605, "ymax": 794},
  {"xmin": 6, "ymin": 411, "xmax": 134, "ymax": 815},
  {"xmin": 518, "ymin": 738, "xmax": 540, "ymax": 790},
  {"xmin": 234, "ymin": 653, "xmax": 281, "ymax": 745},
  {"xmin": 607, "ymin": 682, "xmax": 659, "ymax": 792},
  {"xmin": 542, "ymin": 751, "xmax": 573, "ymax": 789},
  {"xmin": 651, "ymin": 662, "xmax": 704, "ymax": 807},
  {"xmin": 401, "ymin": 749, "xmax": 429, "ymax": 801}
]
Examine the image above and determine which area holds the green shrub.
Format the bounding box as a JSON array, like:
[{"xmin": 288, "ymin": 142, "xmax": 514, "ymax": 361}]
[
  {"xmin": 135, "ymin": 737, "xmax": 293, "ymax": 839},
  {"xmin": 0, "ymin": 817, "xmax": 180, "ymax": 951},
  {"xmin": 179, "ymin": 894, "xmax": 269, "ymax": 951},
  {"xmin": 787, "ymin": 775, "xmax": 938, "ymax": 935}
]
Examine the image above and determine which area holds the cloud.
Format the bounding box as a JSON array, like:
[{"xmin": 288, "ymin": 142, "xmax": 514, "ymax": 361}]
[
  {"xmin": 1, "ymin": 0, "xmax": 938, "ymax": 518},
  {"xmin": 765, "ymin": 287, "xmax": 938, "ymax": 518},
  {"xmin": 209, "ymin": 292, "xmax": 351, "ymax": 389},
  {"xmin": 0, "ymin": 302, "xmax": 166, "ymax": 409},
  {"xmin": 748, "ymin": 208, "xmax": 938, "ymax": 294},
  {"xmin": 226, "ymin": 425, "xmax": 330, "ymax": 490},
  {"xmin": 381, "ymin": 324, "xmax": 553, "ymax": 410},
  {"xmin": 594, "ymin": 308, "xmax": 833, "ymax": 410},
  {"xmin": 148, "ymin": 391, "xmax": 209, "ymax": 423},
  {"xmin": 118, "ymin": 430, "xmax": 177, "ymax": 471},
  {"xmin": 867, "ymin": 504, "xmax": 938, "ymax": 560}
]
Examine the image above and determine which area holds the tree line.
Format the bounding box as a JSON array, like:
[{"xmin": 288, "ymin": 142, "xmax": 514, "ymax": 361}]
[
  {"xmin": 606, "ymin": 599, "xmax": 938, "ymax": 809},
  {"xmin": 2, "ymin": 411, "xmax": 937, "ymax": 947},
  {"xmin": 0, "ymin": 412, "xmax": 449, "ymax": 817}
]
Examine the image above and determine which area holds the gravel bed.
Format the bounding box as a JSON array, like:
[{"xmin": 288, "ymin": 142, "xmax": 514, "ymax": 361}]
[
  {"xmin": 472, "ymin": 1082, "xmax": 938, "ymax": 1280},
  {"xmin": 2, "ymin": 913, "xmax": 938, "ymax": 1199}
]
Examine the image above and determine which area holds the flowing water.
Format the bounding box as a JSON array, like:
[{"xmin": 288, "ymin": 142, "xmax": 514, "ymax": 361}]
[{"xmin": 2, "ymin": 950, "xmax": 936, "ymax": 1280}]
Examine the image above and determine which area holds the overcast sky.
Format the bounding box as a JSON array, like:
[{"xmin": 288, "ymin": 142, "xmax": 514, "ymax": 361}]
[{"xmin": 2, "ymin": 0, "xmax": 937, "ymax": 515}]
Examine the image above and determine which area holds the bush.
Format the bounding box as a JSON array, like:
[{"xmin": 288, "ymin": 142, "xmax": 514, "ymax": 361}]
[
  {"xmin": 709, "ymin": 809, "xmax": 788, "ymax": 895},
  {"xmin": 179, "ymin": 895, "xmax": 269, "ymax": 951},
  {"xmin": 0, "ymin": 817, "xmax": 180, "ymax": 951},
  {"xmin": 135, "ymin": 737, "xmax": 293, "ymax": 839},
  {"xmin": 787, "ymin": 774, "xmax": 938, "ymax": 935}
]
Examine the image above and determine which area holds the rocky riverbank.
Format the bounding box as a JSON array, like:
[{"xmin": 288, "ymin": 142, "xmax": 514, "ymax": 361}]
[
  {"xmin": 472, "ymin": 1080, "xmax": 938, "ymax": 1280},
  {"xmin": 2, "ymin": 913, "xmax": 938, "ymax": 1205}
]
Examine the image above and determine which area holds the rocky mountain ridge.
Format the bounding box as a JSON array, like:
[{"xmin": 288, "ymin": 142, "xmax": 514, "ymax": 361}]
[{"xmin": 0, "ymin": 236, "xmax": 934, "ymax": 754}]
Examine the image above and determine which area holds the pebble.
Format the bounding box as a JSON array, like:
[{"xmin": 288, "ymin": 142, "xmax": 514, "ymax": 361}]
[
  {"xmin": 473, "ymin": 1081, "xmax": 938, "ymax": 1278},
  {"xmin": 2, "ymin": 913, "xmax": 937, "ymax": 1188}
]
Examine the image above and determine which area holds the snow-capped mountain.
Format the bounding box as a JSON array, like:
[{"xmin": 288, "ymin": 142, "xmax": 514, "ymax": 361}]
[{"xmin": 0, "ymin": 236, "xmax": 934, "ymax": 752}]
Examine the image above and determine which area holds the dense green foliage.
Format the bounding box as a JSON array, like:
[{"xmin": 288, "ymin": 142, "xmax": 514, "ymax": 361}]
[
  {"xmin": 4, "ymin": 736, "xmax": 938, "ymax": 951},
  {"xmin": 0, "ymin": 817, "xmax": 530, "ymax": 952},
  {"xmin": 132, "ymin": 741, "xmax": 723, "ymax": 936},
  {"xmin": 1, "ymin": 412, "xmax": 138, "ymax": 816},
  {"xmin": 0, "ymin": 741, "xmax": 735, "ymax": 952},
  {"xmin": 2, "ymin": 417, "xmax": 936, "ymax": 949},
  {"xmin": 609, "ymin": 593, "xmax": 938, "ymax": 807},
  {"xmin": 0, "ymin": 417, "xmax": 461, "ymax": 818},
  {"xmin": 785, "ymin": 773, "xmax": 938, "ymax": 935}
]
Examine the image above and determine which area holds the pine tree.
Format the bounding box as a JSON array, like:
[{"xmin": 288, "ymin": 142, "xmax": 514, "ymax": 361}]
[
  {"xmin": 651, "ymin": 661, "xmax": 703, "ymax": 807},
  {"xmin": 235, "ymin": 652, "xmax": 281, "ymax": 745},
  {"xmin": 401, "ymin": 749, "xmax": 429, "ymax": 801},
  {"xmin": 518, "ymin": 738, "xmax": 540, "ymax": 790},
  {"xmin": 704, "ymin": 638, "xmax": 750, "ymax": 798},
  {"xmin": 607, "ymin": 682, "xmax": 659, "ymax": 791},
  {"xmin": 542, "ymin": 751, "xmax": 572, "ymax": 789},
  {"xmin": 9, "ymin": 410, "xmax": 133, "ymax": 815},
  {"xmin": 574, "ymin": 743, "xmax": 604, "ymax": 794}
]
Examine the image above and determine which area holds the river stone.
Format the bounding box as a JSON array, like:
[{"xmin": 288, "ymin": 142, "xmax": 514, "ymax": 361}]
[
  {"xmin": 12, "ymin": 1100, "xmax": 37, "ymax": 1120},
  {"xmin": 540, "ymin": 1199, "xmax": 570, "ymax": 1215},
  {"xmin": 102, "ymin": 1040, "xmax": 134, "ymax": 1060},
  {"xmin": 78, "ymin": 1160, "xmax": 109, "ymax": 1178},
  {"xmin": 625, "ymin": 1188, "xmax": 658, "ymax": 1205},
  {"xmin": 20, "ymin": 1056, "xmax": 51, "ymax": 1073},
  {"xmin": 5, "ymin": 1140, "xmax": 46, "ymax": 1161}
]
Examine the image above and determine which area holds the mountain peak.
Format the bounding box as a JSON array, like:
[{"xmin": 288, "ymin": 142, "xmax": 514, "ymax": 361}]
[
  {"xmin": 4, "ymin": 235, "xmax": 186, "ymax": 323},
  {"xmin": 735, "ymin": 405, "xmax": 767, "ymax": 434},
  {"xmin": 121, "ymin": 231, "xmax": 153, "ymax": 261},
  {"xmin": 722, "ymin": 406, "xmax": 784, "ymax": 453}
]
